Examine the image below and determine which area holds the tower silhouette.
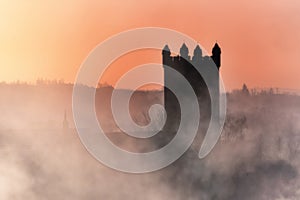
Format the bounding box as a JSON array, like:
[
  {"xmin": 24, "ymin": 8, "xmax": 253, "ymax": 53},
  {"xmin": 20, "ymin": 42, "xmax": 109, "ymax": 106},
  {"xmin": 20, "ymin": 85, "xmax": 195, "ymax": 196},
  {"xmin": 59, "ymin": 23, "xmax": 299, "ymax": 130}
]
[
  {"xmin": 162, "ymin": 43, "xmax": 221, "ymax": 132},
  {"xmin": 63, "ymin": 110, "xmax": 69, "ymax": 130}
]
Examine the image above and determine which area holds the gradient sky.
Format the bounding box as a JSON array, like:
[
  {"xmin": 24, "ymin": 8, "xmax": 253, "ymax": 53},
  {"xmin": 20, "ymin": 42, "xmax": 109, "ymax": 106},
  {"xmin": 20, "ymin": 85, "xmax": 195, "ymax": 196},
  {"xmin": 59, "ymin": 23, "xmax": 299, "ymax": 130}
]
[{"xmin": 0, "ymin": 0, "xmax": 300, "ymax": 90}]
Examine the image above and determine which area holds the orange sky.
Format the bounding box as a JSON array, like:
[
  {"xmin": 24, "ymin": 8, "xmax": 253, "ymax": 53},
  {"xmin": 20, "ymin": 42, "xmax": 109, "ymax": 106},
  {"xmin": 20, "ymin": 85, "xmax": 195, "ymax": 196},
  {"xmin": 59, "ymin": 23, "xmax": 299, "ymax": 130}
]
[{"xmin": 0, "ymin": 0, "xmax": 300, "ymax": 90}]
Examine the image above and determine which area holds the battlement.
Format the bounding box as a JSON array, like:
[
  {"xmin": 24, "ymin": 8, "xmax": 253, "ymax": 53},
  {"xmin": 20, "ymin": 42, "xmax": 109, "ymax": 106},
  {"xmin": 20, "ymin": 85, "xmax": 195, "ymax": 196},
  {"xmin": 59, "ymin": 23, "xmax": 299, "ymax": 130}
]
[{"xmin": 162, "ymin": 43, "xmax": 221, "ymax": 82}]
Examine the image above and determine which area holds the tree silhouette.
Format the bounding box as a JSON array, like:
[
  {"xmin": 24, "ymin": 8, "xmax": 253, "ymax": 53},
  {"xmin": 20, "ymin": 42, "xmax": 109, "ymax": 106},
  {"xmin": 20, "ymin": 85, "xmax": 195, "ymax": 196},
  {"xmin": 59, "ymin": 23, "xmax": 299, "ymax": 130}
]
[{"xmin": 242, "ymin": 83, "xmax": 250, "ymax": 95}]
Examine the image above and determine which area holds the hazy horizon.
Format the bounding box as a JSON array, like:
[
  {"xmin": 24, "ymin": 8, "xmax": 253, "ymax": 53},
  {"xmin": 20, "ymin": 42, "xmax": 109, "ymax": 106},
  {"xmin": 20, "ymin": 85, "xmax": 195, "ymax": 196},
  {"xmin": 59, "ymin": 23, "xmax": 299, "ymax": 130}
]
[{"xmin": 1, "ymin": 0, "xmax": 300, "ymax": 90}]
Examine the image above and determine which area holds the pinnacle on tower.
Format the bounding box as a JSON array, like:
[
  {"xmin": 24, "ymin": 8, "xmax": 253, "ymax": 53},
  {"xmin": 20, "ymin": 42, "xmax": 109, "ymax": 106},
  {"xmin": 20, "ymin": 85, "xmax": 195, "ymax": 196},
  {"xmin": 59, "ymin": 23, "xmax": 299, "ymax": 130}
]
[
  {"xmin": 192, "ymin": 45, "xmax": 203, "ymax": 63},
  {"xmin": 180, "ymin": 43, "xmax": 189, "ymax": 59},
  {"xmin": 211, "ymin": 42, "xmax": 221, "ymax": 69},
  {"xmin": 162, "ymin": 44, "xmax": 171, "ymax": 56},
  {"xmin": 212, "ymin": 43, "xmax": 221, "ymax": 54}
]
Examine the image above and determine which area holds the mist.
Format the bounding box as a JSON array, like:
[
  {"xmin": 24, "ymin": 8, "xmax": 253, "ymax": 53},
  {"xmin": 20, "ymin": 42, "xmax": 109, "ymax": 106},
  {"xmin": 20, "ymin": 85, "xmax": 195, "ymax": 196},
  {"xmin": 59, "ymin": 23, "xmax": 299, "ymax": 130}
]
[{"xmin": 0, "ymin": 82, "xmax": 300, "ymax": 199}]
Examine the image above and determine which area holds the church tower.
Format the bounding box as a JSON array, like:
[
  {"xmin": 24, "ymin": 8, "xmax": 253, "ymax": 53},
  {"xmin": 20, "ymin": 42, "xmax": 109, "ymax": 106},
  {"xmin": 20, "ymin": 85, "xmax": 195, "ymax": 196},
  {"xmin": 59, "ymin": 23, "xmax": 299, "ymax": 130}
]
[
  {"xmin": 63, "ymin": 110, "xmax": 69, "ymax": 130},
  {"xmin": 162, "ymin": 42, "xmax": 222, "ymax": 132}
]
